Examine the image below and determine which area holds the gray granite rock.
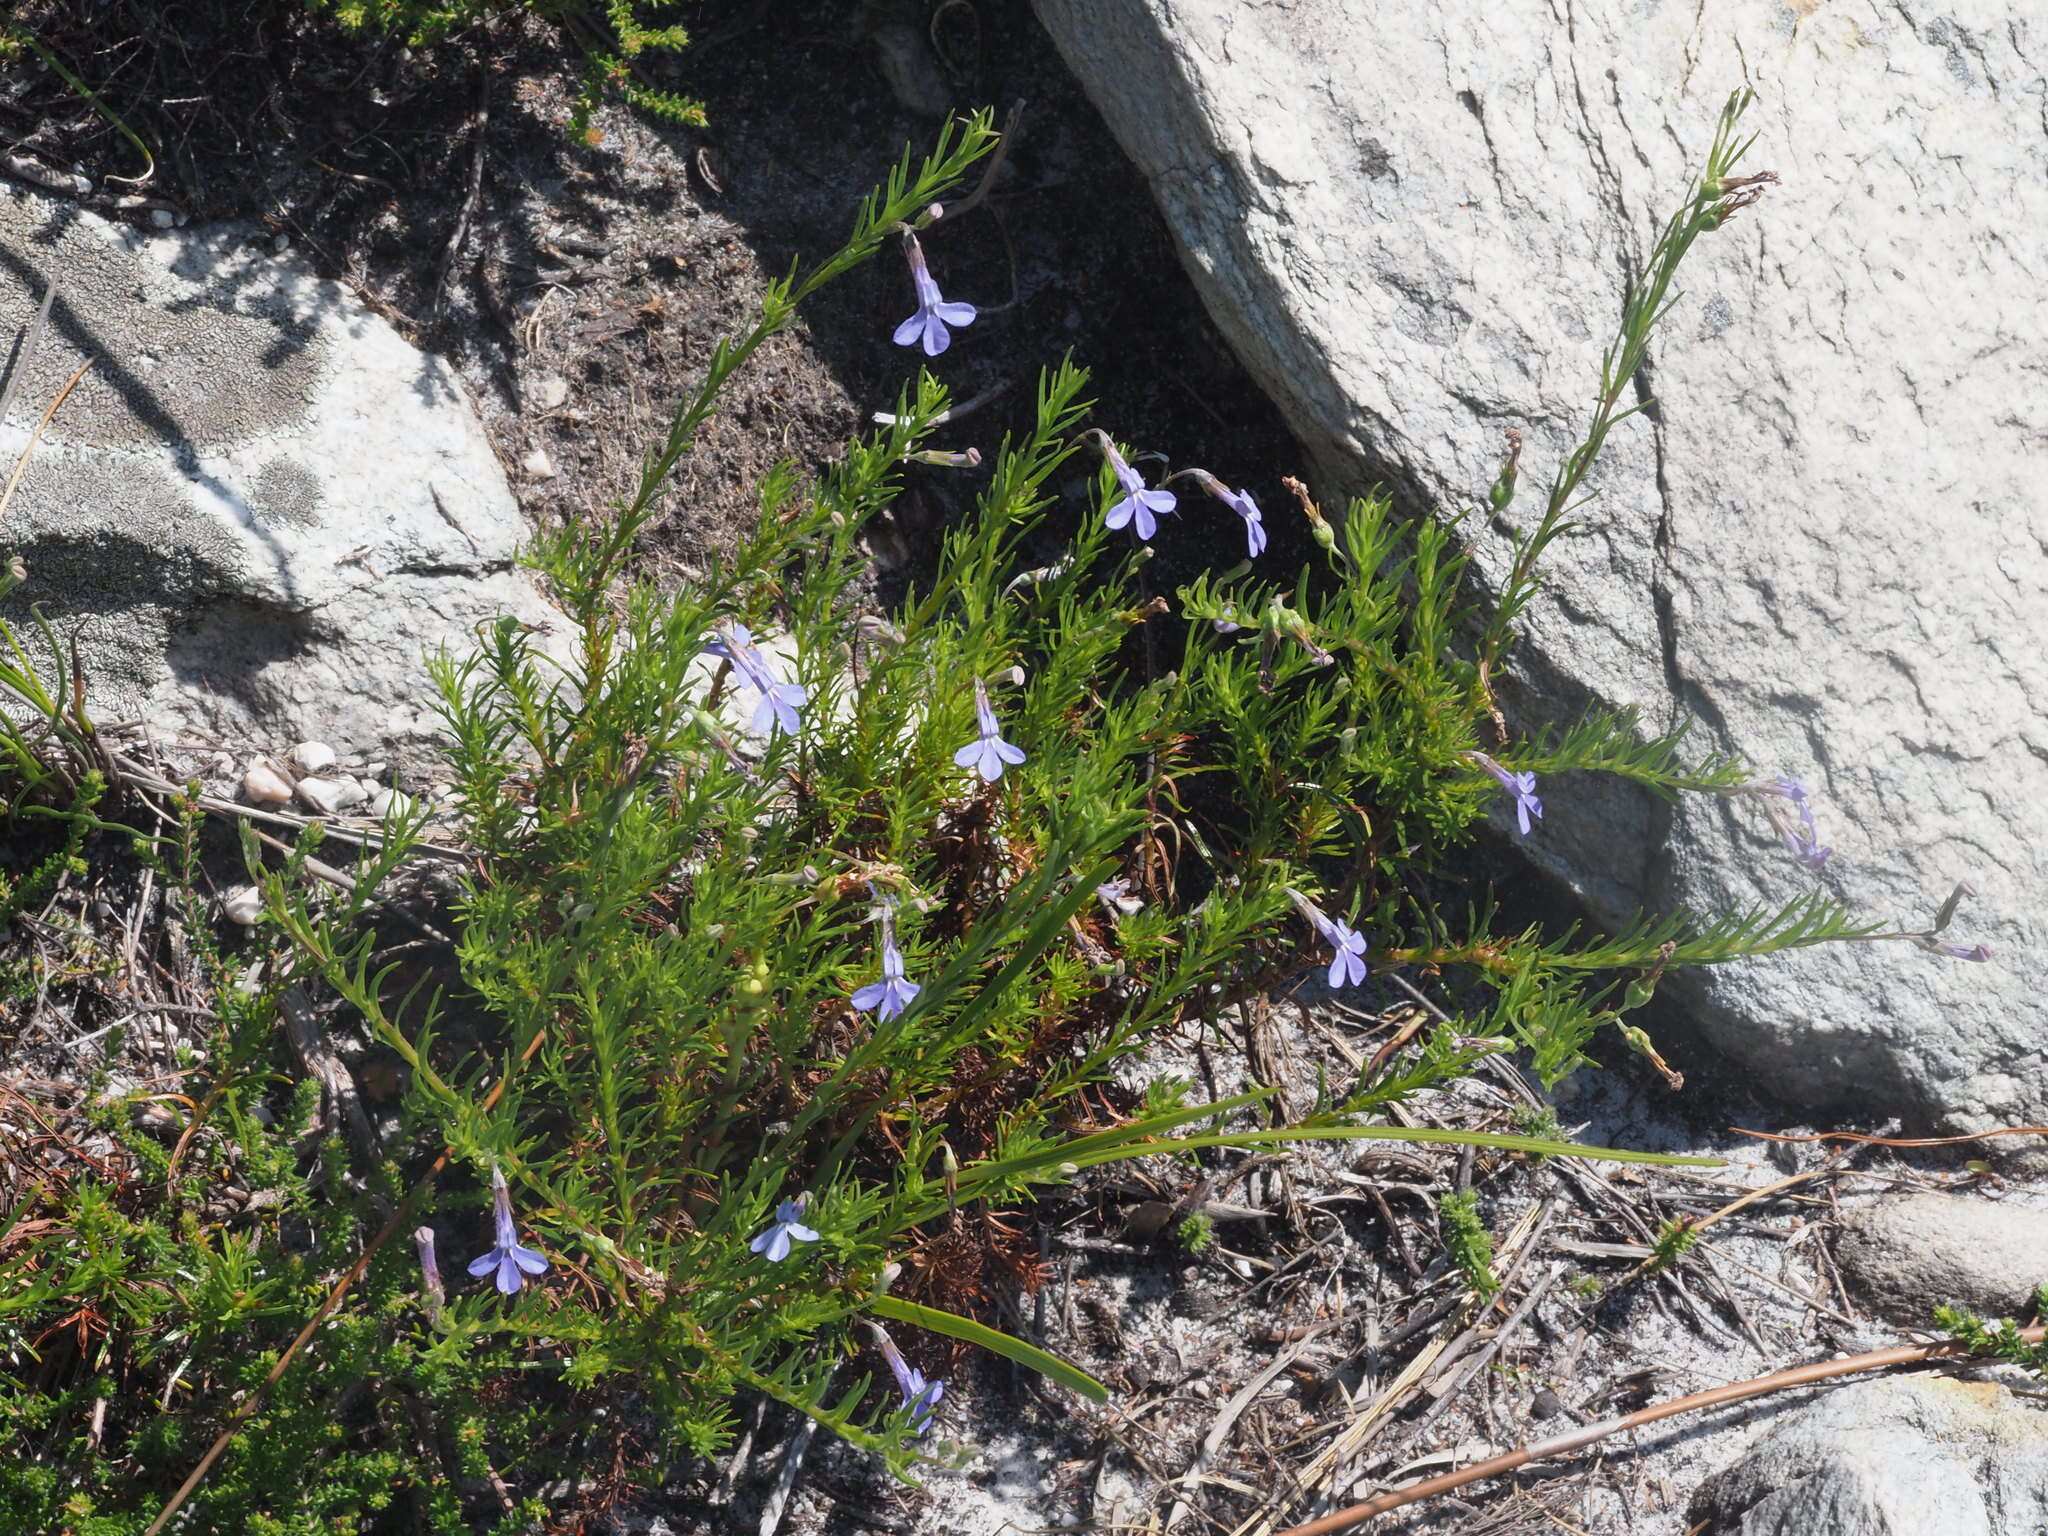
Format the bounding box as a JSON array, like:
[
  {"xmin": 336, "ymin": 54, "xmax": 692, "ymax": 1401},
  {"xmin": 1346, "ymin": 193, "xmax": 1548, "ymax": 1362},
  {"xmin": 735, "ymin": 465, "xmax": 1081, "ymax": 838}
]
[
  {"xmin": 0, "ymin": 185, "xmax": 555, "ymax": 749},
  {"xmin": 1690, "ymin": 1375, "xmax": 2048, "ymax": 1536},
  {"xmin": 1032, "ymin": 0, "xmax": 2046, "ymax": 1142},
  {"xmin": 1835, "ymin": 1193, "xmax": 2048, "ymax": 1329}
]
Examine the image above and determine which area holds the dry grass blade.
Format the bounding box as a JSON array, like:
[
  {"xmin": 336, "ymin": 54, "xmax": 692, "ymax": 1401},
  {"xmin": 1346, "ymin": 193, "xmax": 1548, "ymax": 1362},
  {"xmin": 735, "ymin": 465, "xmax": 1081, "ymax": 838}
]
[
  {"xmin": 0, "ymin": 359, "xmax": 92, "ymax": 529},
  {"xmin": 1269, "ymin": 1326, "xmax": 2048, "ymax": 1536},
  {"xmin": 1166, "ymin": 1321, "xmax": 1340, "ymax": 1530},
  {"xmin": 1228, "ymin": 1203, "xmax": 1548, "ymax": 1536}
]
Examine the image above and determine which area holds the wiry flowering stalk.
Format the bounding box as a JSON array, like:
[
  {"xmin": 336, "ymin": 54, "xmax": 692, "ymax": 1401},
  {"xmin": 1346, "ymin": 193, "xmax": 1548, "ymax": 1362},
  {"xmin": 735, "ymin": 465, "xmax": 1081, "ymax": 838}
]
[
  {"xmin": 706, "ymin": 619, "xmax": 809, "ymax": 737},
  {"xmin": 852, "ymin": 899, "xmax": 922, "ymax": 1022},
  {"xmin": 466, "ymin": 1165, "xmax": 550, "ymax": 1296},
  {"xmin": 892, "ymin": 230, "xmax": 976, "ymax": 356},
  {"xmin": 1089, "ymin": 431, "xmax": 1177, "ymax": 541},
  {"xmin": 748, "ymin": 1196, "xmax": 821, "ymax": 1263},
  {"xmin": 1170, "ymin": 467, "xmax": 1266, "ymax": 557},
  {"xmin": 953, "ymin": 677, "xmax": 1027, "ymax": 783},
  {"xmin": 1285, "ymin": 888, "xmax": 1368, "ymax": 988},
  {"xmin": 1466, "ymin": 751, "xmax": 1543, "ymax": 837}
]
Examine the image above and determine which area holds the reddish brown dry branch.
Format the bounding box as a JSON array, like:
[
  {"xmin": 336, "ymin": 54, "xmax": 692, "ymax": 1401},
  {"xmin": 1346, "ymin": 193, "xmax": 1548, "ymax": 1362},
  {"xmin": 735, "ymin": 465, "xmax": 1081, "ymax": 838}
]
[
  {"xmin": 1271, "ymin": 1326, "xmax": 2047, "ymax": 1536},
  {"xmin": 1732, "ymin": 1124, "xmax": 2048, "ymax": 1147}
]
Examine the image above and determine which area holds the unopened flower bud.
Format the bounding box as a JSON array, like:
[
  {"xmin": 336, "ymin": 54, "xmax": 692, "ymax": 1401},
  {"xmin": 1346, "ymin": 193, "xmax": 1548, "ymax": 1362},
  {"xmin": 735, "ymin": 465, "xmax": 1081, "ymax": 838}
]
[
  {"xmin": 1487, "ymin": 427, "xmax": 1523, "ymax": 512},
  {"xmin": 907, "ymin": 447, "xmax": 982, "ymax": 468},
  {"xmin": 1934, "ymin": 880, "xmax": 1976, "ymax": 933},
  {"xmin": 414, "ymin": 1226, "xmax": 445, "ymax": 1318}
]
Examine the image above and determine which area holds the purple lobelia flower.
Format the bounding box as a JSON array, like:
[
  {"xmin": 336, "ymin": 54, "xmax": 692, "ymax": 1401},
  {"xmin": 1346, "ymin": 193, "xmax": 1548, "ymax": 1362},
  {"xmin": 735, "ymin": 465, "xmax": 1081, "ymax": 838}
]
[
  {"xmin": 1466, "ymin": 751, "xmax": 1543, "ymax": 837},
  {"xmin": 1098, "ymin": 438, "xmax": 1177, "ymax": 541},
  {"xmin": 1096, "ymin": 878, "xmax": 1145, "ymax": 917},
  {"xmin": 1921, "ymin": 938, "xmax": 1993, "ymax": 962},
  {"xmin": 872, "ymin": 1325, "xmax": 945, "ymax": 1436},
  {"xmin": 1284, "ymin": 888, "xmax": 1369, "ymax": 989},
  {"xmin": 748, "ymin": 1196, "xmax": 821, "ymax": 1263},
  {"xmin": 893, "ymin": 232, "xmax": 977, "ymax": 357},
  {"xmin": 706, "ymin": 619, "xmax": 808, "ymax": 738},
  {"xmin": 1174, "ymin": 468, "xmax": 1267, "ymax": 558},
  {"xmin": 1761, "ymin": 776, "xmax": 1832, "ymax": 872},
  {"xmin": 467, "ymin": 1165, "xmax": 550, "ymax": 1296},
  {"xmin": 852, "ymin": 901, "xmax": 922, "ymax": 1022},
  {"xmin": 1910, "ymin": 881, "xmax": 1989, "ymax": 961},
  {"xmin": 953, "ymin": 676, "xmax": 1027, "ymax": 783}
]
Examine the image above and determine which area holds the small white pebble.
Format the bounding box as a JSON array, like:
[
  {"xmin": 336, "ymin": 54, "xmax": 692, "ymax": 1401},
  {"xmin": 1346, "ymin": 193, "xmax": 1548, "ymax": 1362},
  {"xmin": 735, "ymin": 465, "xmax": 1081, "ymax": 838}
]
[
  {"xmin": 521, "ymin": 445, "xmax": 558, "ymax": 479},
  {"xmin": 241, "ymin": 759, "xmax": 293, "ymax": 806},
  {"xmin": 367, "ymin": 787, "xmax": 413, "ymax": 819},
  {"xmin": 149, "ymin": 208, "xmax": 175, "ymax": 229},
  {"xmin": 289, "ymin": 740, "xmax": 338, "ymax": 775},
  {"xmin": 364, "ymin": 761, "xmax": 388, "ymax": 782},
  {"xmin": 295, "ymin": 777, "xmax": 348, "ymax": 816},
  {"xmin": 222, "ymin": 885, "xmax": 263, "ymax": 926},
  {"xmin": 529, "ymin": 374, "xmax": 570, "ymax": 411},
  {"xmin": 271, "ymin": 233, "xmax": 291, "ymax": 253}
]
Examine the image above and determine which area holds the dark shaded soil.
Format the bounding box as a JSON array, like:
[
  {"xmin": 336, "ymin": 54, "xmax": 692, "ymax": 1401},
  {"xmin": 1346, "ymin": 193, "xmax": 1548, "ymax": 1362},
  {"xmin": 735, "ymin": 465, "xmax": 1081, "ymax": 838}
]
[{"xmin": 6, "ymin": 0, "xmax": 1306, "ymax": 588}]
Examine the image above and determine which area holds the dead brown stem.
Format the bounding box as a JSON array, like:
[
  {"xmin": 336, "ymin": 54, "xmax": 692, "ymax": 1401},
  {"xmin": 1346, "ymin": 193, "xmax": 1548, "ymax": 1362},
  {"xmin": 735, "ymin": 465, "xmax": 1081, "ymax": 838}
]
[{"xmin": 1270, "ymin": 1326, "xmax": 2047, "ymax": 1536}]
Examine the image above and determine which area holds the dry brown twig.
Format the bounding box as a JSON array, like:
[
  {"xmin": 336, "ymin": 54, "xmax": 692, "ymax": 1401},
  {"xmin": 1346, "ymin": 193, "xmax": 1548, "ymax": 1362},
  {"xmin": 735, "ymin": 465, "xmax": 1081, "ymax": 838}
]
[
  {"xmin": 0, "ymin": 360, "xmax": 90, "ymax": 528},
  {"xmin": 1268, "ymin": 1325, "xmax": 2048, "ymax": 1536}
]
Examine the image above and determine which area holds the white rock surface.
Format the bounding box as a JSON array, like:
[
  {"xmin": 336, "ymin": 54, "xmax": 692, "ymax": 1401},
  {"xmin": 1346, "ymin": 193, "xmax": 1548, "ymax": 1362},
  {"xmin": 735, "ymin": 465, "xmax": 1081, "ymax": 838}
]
[
  {"xmin": 294, "ymin": 776, "xmax": 351, "ymax": 816},
  {"xmin": 0, "ymin": 186, "xmax": 557, "ymax": 749},
  {"xmin": 1033, "ymin": 0, "xmax": 2046, "ymax": 1141},
  {"xmin": 1834, "ymin": 1192, "xmax": 2048, "ymax": 1328},
  {"xmin": 240, "ymin": 758, "xmax": 294, "ymax": 806},
  {"xmin": 365, "ymin": 786, "xmax": 412, "ymax": 819},
  {"xmin": 1689, "ymin": 1375, "xmax": 2048, "ymax": 1536}
]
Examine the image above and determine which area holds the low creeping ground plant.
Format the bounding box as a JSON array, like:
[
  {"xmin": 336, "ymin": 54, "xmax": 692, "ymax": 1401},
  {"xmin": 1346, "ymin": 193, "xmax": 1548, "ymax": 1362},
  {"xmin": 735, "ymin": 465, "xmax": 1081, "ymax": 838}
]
[{"xmin": 0, "ymin": 94, "xmax": 2002, "ymax": 1529}]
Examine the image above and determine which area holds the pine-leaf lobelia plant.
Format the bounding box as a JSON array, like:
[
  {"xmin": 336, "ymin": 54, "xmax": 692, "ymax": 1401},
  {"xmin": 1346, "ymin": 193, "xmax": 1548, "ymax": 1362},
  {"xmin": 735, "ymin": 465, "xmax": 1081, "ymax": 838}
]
[{"xmin": 12, "ymin": 96, "xmax": 1995, "ymax": 1530}]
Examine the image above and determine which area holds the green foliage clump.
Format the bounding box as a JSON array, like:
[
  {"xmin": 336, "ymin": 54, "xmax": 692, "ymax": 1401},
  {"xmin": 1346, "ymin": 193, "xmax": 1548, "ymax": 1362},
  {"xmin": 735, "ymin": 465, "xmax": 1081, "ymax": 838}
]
[
  {"xmin": 0, "ymin": 93, "xmax": 1942, "ymax": 1529},
  {"xmin": 1437, "ymin": 1189, "xmax": 1500, "ymax": 1301},
  {"xmin": 1646, "ymin": 1215, "xmax": 1703, "ymax": 1275},
  {"xmin": 312, "ymin": 0, "xmax": 705, "ymax": 136},
  {"xmin": 1935, "ymin": 1286, "xmax": 2048, "ymax": 1383}
]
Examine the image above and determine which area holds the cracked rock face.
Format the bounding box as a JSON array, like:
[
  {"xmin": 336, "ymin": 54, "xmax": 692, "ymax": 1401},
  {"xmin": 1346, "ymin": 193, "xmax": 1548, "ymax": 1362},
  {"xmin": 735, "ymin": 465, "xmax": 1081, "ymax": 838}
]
[
  {"xmin": 0, "ymin": 186, "xmax": 555, "ymax": 749},
  {"xmin": 1033, "ymin": 1, "xmax": 2046, "ymax": 1142},
  {"xmin": 1689, "ymin": 1376, "xmax": 2048, "ymax": 1536}
]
